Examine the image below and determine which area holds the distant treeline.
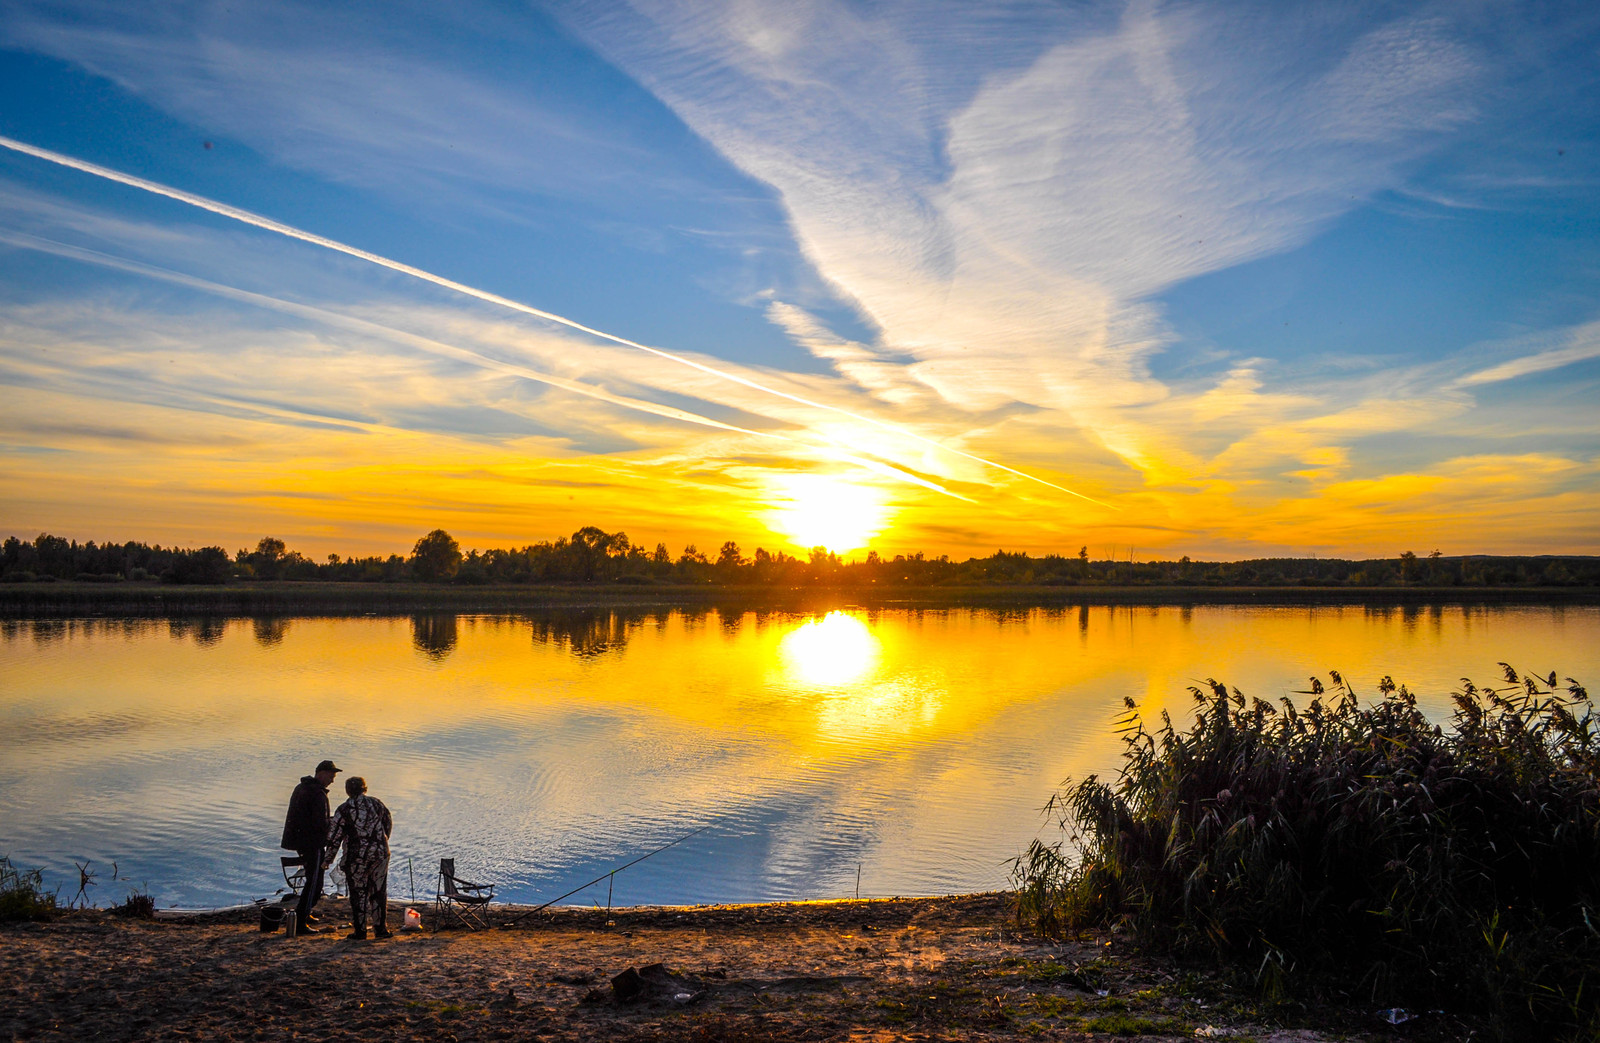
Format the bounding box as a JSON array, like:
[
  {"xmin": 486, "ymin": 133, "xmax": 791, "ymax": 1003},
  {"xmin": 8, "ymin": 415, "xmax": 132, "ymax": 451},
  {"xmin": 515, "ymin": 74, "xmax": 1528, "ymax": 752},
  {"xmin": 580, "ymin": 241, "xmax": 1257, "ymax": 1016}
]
[{"xmin": 3, "ymin": 529, "xmax": 1597, "ymax": 588}]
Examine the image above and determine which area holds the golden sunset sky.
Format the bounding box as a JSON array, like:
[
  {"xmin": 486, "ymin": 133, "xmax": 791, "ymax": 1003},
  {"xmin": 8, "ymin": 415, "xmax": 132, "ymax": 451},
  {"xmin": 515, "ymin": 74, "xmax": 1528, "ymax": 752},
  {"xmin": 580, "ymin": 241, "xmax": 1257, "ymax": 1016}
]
[{"xmin": 1, "ymin": 2, "xmax": 1597, "ymax": 559}]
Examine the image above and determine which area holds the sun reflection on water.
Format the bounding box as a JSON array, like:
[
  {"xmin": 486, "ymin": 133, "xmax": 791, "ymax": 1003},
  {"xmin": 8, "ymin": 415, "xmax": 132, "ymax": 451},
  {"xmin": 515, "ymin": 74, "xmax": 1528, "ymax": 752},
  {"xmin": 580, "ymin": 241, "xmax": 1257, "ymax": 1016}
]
[
  {"xmin": 778, "ymin": 612, "xmax": 880, "ymax": 687},
  {"xmin": 5, "ymin": 606, "xmax": 1598, "ymax": 908}
]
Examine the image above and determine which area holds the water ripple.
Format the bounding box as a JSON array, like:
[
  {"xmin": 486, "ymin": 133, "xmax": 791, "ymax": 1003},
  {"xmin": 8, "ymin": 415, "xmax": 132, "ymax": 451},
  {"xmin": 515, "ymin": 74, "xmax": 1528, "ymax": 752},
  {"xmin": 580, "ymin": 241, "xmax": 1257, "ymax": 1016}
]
[{"xmin": 3, "ymin": 606, "xmax": 1596, "ymax": 907}]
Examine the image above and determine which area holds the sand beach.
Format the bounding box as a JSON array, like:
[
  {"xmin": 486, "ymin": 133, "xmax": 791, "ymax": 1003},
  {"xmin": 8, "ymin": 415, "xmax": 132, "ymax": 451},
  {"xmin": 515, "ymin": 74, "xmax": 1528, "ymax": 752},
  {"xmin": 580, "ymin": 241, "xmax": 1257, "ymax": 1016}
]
[{"xmin": 0, "ymin": 893, "xmax": 1437, "ymax": 1042}]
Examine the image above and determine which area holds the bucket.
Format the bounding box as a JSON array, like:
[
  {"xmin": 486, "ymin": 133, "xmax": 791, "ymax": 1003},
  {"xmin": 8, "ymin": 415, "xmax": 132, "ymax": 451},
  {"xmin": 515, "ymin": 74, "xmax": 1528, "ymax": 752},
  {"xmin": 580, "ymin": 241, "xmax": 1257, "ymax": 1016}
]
[{"xmin": 259, "ymin": 906, "xmax": 284, "ymax": 933}]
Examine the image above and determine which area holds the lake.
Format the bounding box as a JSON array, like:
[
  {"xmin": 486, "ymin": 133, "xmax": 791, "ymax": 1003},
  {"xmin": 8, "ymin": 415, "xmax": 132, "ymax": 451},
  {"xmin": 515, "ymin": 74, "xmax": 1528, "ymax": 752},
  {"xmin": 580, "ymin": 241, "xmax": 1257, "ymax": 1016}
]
[{"xmin": 2, "ymin": 603, "xmax": 1596, "ymax": 910}]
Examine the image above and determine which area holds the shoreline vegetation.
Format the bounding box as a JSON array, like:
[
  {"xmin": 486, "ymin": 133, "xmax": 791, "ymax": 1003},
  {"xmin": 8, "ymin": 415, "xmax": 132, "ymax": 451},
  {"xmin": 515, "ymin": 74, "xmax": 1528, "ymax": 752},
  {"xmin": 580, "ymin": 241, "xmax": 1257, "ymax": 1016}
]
[
  {"xmin": 4, "ymin": 528, "xmax": 1598, "ymax": 615},
  {"xmin": 3, "ymin": 578, "xmax": 1598, "ymax": 618},
  {"xmin": 1015, "ymin": 665, "xmax": 1600, "ymax": 1041}
]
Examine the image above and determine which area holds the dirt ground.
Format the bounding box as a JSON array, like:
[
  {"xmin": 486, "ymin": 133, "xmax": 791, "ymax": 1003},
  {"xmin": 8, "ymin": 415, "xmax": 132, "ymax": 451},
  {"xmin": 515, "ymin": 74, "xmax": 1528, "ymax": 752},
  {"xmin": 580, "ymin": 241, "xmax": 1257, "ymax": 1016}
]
[{"xmin": 1, "ymin": 894, "xmax": 1463, "ymax": 1041}]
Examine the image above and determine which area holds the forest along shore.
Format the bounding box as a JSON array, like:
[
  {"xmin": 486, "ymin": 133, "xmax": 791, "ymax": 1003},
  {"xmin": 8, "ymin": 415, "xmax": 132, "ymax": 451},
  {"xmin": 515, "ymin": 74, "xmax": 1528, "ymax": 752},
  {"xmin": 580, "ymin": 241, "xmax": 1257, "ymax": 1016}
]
[
  {"xmin": 3, "ymin": 894, "xmax": 1454, "ymax": 1042},
  {"xmin": 3, "ymin": 579, "xmax": 1598, "ymax": 618}
]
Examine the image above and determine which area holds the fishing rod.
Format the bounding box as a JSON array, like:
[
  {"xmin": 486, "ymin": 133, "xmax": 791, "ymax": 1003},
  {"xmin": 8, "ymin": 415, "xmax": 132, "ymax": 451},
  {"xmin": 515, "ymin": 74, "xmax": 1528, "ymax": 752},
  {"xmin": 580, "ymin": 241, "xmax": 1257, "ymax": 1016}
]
[{"xmin": 499, "ymin": 823, "xmax": 712, "ymax": 926}]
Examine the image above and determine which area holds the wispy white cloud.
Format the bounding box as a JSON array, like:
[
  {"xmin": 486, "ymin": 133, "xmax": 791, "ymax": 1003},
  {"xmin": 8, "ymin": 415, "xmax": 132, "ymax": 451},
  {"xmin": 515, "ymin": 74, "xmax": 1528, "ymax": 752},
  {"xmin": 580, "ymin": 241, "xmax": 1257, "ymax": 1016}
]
[
  {"xmin": 542, "ymin": 0, "xmax": 1597, "ymax": 551},
  {"xmin": 0, "ymin": 181, "xmax": 1040, "ymax": 510},
  {"xmin": 1453, "ymin": 320, "xmax": 1600, "ymax": 388},
  {"xmin": 1314, "ymin": 15, "xmax": 1479, "ymax": 143},
  {"xmin": 0, "ymin": 0, "xmax": 711, "ymax": 209},
  {"xmin": 762, "ymin": 300, "xmax": 924, "ymax": 406},
  {"xmin": 2, "ymin": 0, "xmax": 1596, "ymax": 555},
  {"xmin": 552, "ymin": 0, "xmax": 1493, "ymax": 463}
]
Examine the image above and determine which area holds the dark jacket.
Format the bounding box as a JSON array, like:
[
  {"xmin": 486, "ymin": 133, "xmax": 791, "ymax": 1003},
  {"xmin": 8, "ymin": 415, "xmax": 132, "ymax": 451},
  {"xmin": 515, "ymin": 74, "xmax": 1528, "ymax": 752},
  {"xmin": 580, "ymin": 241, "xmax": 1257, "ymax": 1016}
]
[{"xmin": 281, "ymin": 775, "xmax": 331, "ymax": 851}]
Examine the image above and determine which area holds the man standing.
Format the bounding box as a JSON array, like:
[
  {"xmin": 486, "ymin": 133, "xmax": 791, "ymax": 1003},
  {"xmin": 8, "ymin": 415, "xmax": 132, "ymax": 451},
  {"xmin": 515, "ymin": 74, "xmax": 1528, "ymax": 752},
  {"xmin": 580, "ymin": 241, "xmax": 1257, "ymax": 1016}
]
[{"xmin": 281, "ymin": 759, "xmax": 339, "ymax": 933}]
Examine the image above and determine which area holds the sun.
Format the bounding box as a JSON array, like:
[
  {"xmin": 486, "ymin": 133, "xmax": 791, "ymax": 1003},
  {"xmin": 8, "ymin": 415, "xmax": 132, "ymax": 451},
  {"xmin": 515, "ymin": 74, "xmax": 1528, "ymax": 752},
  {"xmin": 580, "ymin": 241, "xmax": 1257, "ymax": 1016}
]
[{"xmin": 765, "ymin": 474, "xmax": 889, "ymax": 554}]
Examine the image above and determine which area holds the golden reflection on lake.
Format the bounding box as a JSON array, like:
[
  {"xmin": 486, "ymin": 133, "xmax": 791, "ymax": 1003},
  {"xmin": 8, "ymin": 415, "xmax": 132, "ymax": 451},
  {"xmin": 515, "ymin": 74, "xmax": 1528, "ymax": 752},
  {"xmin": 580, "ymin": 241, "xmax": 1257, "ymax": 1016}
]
[
  {"xmin": 1, "ymin": 604, "xmax": 1596, "ymax": 908},
  {"xmin": 778, "ymin": 611, "xmax": 880, "ymax": 688}
]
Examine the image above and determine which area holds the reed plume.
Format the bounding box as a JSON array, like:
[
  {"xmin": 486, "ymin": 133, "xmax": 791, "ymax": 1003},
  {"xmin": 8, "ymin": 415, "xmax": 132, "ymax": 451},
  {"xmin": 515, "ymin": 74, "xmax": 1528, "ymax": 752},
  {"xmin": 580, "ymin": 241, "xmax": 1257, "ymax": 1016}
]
[{"xmin": 1014, "ymin": 665, "xmax": 1599, "ymax": 1040}]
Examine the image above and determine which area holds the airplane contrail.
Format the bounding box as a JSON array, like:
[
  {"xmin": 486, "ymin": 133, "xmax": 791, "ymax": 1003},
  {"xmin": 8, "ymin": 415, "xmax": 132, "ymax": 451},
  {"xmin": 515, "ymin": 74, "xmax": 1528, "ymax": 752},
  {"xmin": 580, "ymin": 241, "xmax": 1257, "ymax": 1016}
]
[
  {"xmin": 0, "ymin": 229, "xmax": 765, "ymax": 437},
  {"xmin": 0, "ymin": 228, "xmax": 974, "ymax": 502},
  {"xmin": 0, "ymin": 133, "xmax": 1109, "ymax": 508}
]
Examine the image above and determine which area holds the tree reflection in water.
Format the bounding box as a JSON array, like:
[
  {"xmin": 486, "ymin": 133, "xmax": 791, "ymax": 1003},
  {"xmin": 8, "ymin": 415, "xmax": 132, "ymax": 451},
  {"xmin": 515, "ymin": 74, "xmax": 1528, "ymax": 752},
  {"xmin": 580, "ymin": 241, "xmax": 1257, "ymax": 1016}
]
[
  {"xmin": 411, "ymin": 613, "xmax": 458, "ymax": 660},
  {"xmin": 168, "ymin": 617, "xmax": 226, "ymax": 647},
  {"xmin": 524, "ymin": 609, "xmax": 658, "ymax": 658},
  {"xmin": 251, "ymin": 616, "xmax": 289, "ymax": 647}
]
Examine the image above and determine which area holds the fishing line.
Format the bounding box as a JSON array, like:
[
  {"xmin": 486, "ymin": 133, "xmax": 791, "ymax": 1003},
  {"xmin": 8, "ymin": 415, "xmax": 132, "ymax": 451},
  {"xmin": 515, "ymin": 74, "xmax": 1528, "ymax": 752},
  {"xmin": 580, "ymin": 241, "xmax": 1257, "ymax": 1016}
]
[
  {"xmin": 499, "ymin": 823, "xmax": 712, "ymax": 926},
  {"xmin": 0, "ymin": 133, "xmax": 1112, "ymax": 508}
]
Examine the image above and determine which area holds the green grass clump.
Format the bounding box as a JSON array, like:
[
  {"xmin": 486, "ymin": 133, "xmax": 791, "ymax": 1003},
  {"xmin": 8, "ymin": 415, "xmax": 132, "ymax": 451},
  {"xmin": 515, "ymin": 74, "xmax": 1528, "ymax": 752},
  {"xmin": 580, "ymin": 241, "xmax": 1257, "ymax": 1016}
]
[
  {"xmin": 0, "ymin": 856, "xmax": 58, "ymax": 921},
  {"xmin": 112, "ymin": 890, "xmax": 156, "ymax": 919},
  {"xmin": 1082, "ymin": 1013, "xmax": 1187, "ymax": 1035},
  {"xmin": 1004, "ymin": 956, "xmax": 1109, "ymax": 990},
  {"xmin": 1014, "ymin": 665, "xmax": 1600, "ymax": 1040}
]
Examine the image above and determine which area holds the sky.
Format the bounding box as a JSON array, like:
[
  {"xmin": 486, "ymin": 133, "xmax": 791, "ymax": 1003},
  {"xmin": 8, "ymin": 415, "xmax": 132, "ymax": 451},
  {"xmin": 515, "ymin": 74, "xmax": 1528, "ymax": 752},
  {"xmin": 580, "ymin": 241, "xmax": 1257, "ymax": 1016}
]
[{"xmin": 0, "ymin": 0, "xmax": 1596, "ymax": 560}]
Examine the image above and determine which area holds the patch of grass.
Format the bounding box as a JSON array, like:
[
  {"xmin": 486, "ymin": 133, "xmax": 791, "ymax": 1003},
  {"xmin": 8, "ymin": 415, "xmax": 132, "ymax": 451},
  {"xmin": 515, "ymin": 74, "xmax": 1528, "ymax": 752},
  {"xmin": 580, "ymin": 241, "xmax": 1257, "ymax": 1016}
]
[
  {"xmin": 0, "ymin": 856, "xmax": 57, "ymax": 921},
  {"xmin": 1082, "ymin": 1012, "xmax": 1189, "ymax": 1036},
  {"xmin": 872, "ymin": 998, "xmax": 909, "ymax": 1024},
  {"xmin": 866, "ymin": 983, "xmax": 1009, "ymax": 1030},
  {"xmin": 1024, "ymin": 992, "xmax": 1137, "ymax": 1020},
  {"xmin": 1014, "ymin": 665, "xmax": 1600, "ymax": 1041},
  {"xmin": 112, "ymin": 891, "xmax": 156, "ymax": 919},
  {"xmin": 1023, "ymin": 994, "xmax": 1088, "ymax": 1018},
  {"xmin": 1009, "ymin": 955, "xmax": 1110, "ymax": 990}
]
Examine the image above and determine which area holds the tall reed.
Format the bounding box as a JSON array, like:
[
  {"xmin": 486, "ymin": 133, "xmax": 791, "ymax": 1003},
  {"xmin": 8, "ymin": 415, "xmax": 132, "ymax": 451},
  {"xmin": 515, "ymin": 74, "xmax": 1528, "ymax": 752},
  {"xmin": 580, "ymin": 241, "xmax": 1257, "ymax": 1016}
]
[
  {"xmin": 0, "ymin": 855, "xmax": 57, "ymax": 921},
  {"xmin": 1013, "ymin": 665, "xmax": 1599, "ymax": 1040}
]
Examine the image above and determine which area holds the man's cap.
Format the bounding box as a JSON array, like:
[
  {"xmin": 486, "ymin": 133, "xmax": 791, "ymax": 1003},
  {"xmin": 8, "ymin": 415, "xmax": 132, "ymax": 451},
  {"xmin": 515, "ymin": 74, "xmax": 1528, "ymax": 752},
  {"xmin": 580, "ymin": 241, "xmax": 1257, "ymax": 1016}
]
[{"xmin": 316, "ymin": 759, "xmax": 341, "ymax": 773}]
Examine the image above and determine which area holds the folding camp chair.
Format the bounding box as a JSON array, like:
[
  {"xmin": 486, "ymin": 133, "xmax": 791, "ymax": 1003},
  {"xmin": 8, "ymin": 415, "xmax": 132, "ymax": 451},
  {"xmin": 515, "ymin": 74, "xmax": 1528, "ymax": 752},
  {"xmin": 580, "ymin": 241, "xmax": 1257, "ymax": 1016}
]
[
  {"xmin": 435, "ymin": 858, "xmax": 495, "ymax": 930},
  {"xmin": 281, "ymin": 854, "xmax": 338, "ymax": 900},
  {"xmin": 280, "ymin": 855, "xmax": 310, "ymax": 898}
]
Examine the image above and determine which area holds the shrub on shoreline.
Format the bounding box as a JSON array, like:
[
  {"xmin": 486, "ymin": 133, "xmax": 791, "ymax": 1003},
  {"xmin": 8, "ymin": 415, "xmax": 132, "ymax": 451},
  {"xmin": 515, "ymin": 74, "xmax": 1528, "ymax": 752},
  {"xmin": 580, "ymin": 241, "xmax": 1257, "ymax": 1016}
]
[
  {"xmin": 0, "ymin": 856, "xmax": 58, "ymax": 922},
  {"xmin": 111, "ymin": 890, "xmax": 156, "ymax": 919},
  {"xmin": 1014, "ymin": 665, "xmax": 1599, "ymax": 1041}
]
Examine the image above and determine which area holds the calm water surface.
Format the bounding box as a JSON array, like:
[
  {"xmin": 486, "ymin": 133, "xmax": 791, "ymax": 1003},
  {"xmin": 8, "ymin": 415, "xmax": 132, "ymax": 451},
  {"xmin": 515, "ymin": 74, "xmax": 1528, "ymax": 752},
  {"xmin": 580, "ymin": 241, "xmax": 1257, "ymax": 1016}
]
[{"xmin": 2, "ymin": 604, "xmax": 1595, "ymax": 908}]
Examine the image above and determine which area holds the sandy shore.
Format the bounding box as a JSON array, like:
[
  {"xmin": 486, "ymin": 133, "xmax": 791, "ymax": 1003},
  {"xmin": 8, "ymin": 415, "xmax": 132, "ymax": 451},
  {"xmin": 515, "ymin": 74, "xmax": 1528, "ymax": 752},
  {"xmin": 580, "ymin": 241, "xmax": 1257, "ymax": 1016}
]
[{"xmin": 2, "ymin": 894, "xmax": 1434, "ymax": 1041}]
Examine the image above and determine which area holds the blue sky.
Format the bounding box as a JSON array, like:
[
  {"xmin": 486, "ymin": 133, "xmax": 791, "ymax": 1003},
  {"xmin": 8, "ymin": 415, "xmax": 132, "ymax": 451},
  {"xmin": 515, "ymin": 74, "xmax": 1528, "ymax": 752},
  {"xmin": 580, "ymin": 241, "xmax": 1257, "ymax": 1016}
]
[{"xmin": 0, "ymin": 0, "xmax": 1597, "ymax": 557}]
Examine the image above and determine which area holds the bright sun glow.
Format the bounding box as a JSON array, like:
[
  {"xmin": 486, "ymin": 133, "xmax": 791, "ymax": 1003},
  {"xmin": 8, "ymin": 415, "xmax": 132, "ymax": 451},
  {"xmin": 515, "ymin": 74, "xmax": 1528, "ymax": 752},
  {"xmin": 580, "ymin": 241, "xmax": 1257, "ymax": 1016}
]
[
  {"xmin": 765, "ymin": 474, "xmax": 889, "ymax": 554},
  {"xmin": 778, "ymin": 612, "xmax": 880, "ymax": 688}
]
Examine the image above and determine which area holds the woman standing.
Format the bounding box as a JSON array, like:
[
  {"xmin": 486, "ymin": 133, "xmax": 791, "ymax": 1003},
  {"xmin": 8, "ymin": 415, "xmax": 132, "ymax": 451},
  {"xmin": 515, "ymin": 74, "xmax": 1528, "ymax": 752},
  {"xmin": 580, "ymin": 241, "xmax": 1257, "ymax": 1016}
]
[{"xmin": 325, "ymin": 775, "xmax": 393, "ymax": 939}]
